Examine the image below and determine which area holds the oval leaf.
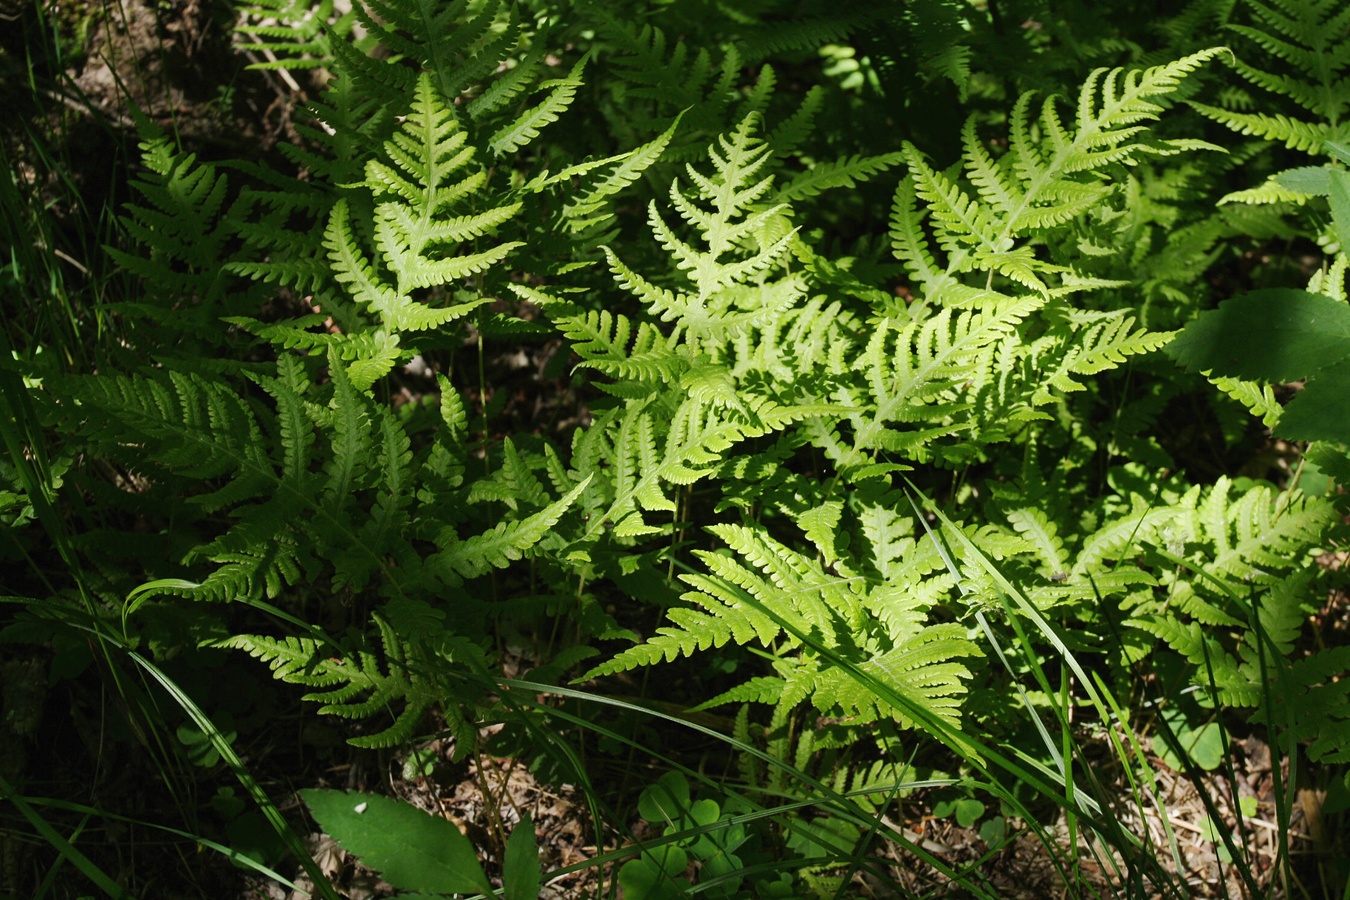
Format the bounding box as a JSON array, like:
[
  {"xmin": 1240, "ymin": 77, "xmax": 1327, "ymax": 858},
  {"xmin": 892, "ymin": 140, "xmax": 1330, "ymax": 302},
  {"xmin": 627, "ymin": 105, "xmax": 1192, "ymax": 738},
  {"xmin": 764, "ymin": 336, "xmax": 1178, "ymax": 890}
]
[
  {"xmin": 1167, "ymin": 288, "xmax": 1350, "ymax": 382},
  {"xmin": 1276, "ymin": 362, "xmax": 1350, "ymax": 443},
  {"xmin": 1274, "ymin": 166, "xmax": 1331, "ymax": 196},
  {"xmin": 503, "ymin": 814, "xmax": 541, "ymax": 900},
  {"xmin": 300, "ymin": 789, "xmax": 491, "ymax": 894}
]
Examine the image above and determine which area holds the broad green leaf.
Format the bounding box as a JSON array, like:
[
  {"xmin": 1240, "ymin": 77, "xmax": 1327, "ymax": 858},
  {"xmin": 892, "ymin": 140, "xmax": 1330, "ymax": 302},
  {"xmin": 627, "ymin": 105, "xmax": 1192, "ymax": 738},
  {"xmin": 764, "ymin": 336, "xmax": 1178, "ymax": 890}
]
[
  {"xmin": 638, "ymin": 771, "xmax": 691, "ymax": 824},
  {"xmin": 1330, "ymin": 169, "xmax": 1350, "ymax": 253},
  {"xmin": 300, "ymin": 789, "xmax": 491, "ymax": 894},
  {"xmin": 1327, "ymin": 141, "xmax": 1350, "ymax": 166},
  {"xmin": 503, "ymin": 814, "xmax": 541, "ymax": 900},
  {"xmin": 1167, "ymin": 288, "xmax": 1350, "ymax": 382},
  {"xmin": 1277, "ymin": 362, "xmax": 1350, "ymax": 443},
  {"xmin": 1183, "ymin": 722, "xmax": 1227, "ymax": 771},
  {"xmin": 618, "ymin": 847, "xmax": 688, "ymax": 900},
  {"xmin": 1274, "ymin": 165, "xmax": 1331, "ymax": 195},
  {"xmin": 954, "ymin": 798, "xmax": 985, "ymax": 828},
  {"xmin": 784, "ymin": 815, "xmax": 861, "ymax": 860},
  {"xmin": 1153, "ymin": 720, "xmax": 1226, "ymax": 772}
]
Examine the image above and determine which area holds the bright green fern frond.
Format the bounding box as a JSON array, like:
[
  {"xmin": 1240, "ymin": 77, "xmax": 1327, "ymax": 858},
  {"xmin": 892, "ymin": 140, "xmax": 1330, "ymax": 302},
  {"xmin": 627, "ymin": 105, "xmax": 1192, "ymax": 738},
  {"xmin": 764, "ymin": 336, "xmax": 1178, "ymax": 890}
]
[
  {"xmin": 1191, "ymin": 103, "xmax": 1345, "ymax": 153},
  {"xmin": 604, "ymin": 113, "xmax": 820, "ymax": 345},
  {"xmin": 508, "ymin": 283, "xmax": 691, "ymax": 397},
  {"xmin": 530, "ymin": 113, "xmax": 683, "ymax": 243},
  {"xmin": 1006, "ymin": 507, "xmax": 1070, "ymax": 577},
  {"xmin": 362, "ymin": 73, "xmax": 524, "ymax": 294},
  {"xmin": 851, "ymin": 296, "xmax": 1044, "ymax": 456},
  {"xmin": 893, "ymin": 50, "xmax": 1222, "ymax": 304},
  {"xmin": 776, "ymin": 152, "xmax": 905, "ymax": 204},
  {"xmin": 814, "ymin": 624, "xmax": 976, "ymax": 729},
  {"xmin": 1187, "ymin": 477, "xmax": 1335, "ymax": 583},
  {"xmin": 585, "ymin": 513, "xmax": 979, "ymax": 733},
  {"xmin": 216, "ymin": 632, "xmax": 340, "ymax": 686},
  {"xmin": 1032, "ymin": 311, "xmax": 1174, "ymax": 401}
]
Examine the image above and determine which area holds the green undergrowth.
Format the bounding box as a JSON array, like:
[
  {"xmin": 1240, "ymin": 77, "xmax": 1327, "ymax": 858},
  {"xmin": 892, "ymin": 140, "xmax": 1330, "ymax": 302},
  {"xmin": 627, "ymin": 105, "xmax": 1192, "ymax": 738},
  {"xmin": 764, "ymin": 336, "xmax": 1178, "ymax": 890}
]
[{"xmin": 2, "ymin": 0, "xmax": 1350, "ymax": 897}]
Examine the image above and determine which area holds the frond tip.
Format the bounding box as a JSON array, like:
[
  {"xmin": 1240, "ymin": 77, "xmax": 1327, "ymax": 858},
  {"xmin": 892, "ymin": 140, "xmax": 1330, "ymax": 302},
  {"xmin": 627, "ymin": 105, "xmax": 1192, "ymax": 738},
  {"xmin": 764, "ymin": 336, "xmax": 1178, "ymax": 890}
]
[{"xmin": 893, "ymin": 50, "xmax": 1224, "ymax": 302}]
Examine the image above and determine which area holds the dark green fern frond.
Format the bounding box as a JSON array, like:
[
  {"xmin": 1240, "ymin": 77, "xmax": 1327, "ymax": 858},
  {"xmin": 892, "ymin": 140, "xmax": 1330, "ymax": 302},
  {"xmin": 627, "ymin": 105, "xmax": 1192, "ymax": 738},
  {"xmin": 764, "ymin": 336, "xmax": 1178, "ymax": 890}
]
[
  {"xmin": 221, "ymin": 616, "xmax": 441, "ymax": 749},
  {"xmin": 1192, "ymin": 0, "xmax": 1350, "ymax": 154},
  {"xmin": 732, "ymin": 13, "xmax": 872, "ymax": 64},
  {"xmin": 1119, "ymin": 476, "xmax": 1338, "ymax": 748},
  {"xmin": 314, "ymin": 0, "xmax": 516, "ymax": 115},
  {"xmin": 1279, "ymin": 646, "xmax": 1350, "ymax": 762},
  {"xmin": 587, "ymin": 15, "xmax": 834, "ymax": 170},
  {"xmin": 426, "ymin": 477, "xmax": 590, "ymax": 586},
  {"xmin": 487, "ymin": 52, "xmax": 590, "ymax": 156},
  {"xmin": 62, "ymin": 351, "xmax": 417, "ymax": 602},
  {"xmin": 106, "ymin": 127, "xmax": 263, "ymax": 355},
  {"xmin": 233, "ymin": 0, "xmax": 356, "ymax": 70}
]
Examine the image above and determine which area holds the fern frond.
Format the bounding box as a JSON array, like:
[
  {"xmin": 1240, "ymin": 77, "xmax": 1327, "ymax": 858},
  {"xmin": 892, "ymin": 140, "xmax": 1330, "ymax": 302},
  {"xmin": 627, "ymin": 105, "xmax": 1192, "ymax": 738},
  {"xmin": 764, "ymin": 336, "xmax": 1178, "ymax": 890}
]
[
  {"xmin": 596, "ymin": 16, "xmax": 733, "ymax": 139},
  {"xmin": 893, "ymin": 50, "xmax": 1223, "ymax": 305},
  {"xmin": 777, "ymin": 152, "xmax": 905, "ymax": 204},
  {"xmin": 220, "ymin": 616, "xmax": 438, "ymax": 749},
  {"xmin": 62, "ymin": 351, "xmax": 425, "ymax": 602},
  {"xmin": 1193, "ymin": 0, "xmax": 1350, "ymax": 154},
  {"xmin": 488, "ymin": 53, "xmax": 589, "ymax": 155},
  {"xmin": 815, "ymin": 624, "xmax": 976, "ymax": 729},
  {"xmin": 1191, "ymin": 102, "xmax": 1343, "ymax": 153},
  {"xmin": 1006, "ymin": 507, "xmax": 1070, "ymax": 576},
  {"xmin": 106, "ymin": 126, "xmax": 264, "ymax": 352},
  {"xmin": 233, "ymin": 0, "xmax": 354, "ymax": 69},
  {"xmin": 429, "ymin": 477, "xmax": 590, "ymax": 585},
  {"xmin": 361, "ymin": 74, "xmax": 524, "ymax": 294},
  {"xmin": 584, "ymin": 517, "xmax": 979, "ymax": 731},
  {"xmin": 1034, "ymin": 313, "xmax": 1174, "ymax": 399},
  {"xmin": 1192, "ymin": 478, "xmax": 1334, "ymax": 583},
  {"xmin": 852, "ymin": 296, "xmax": 1043, "ymax": 454},
  {"xmin": 547, "ymin": 113, "xmax": 684, "ymax": 237}
]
